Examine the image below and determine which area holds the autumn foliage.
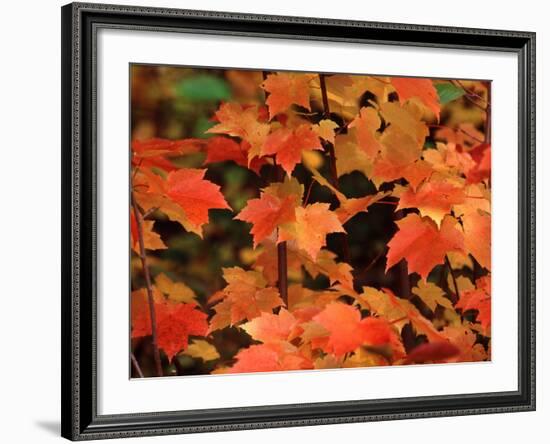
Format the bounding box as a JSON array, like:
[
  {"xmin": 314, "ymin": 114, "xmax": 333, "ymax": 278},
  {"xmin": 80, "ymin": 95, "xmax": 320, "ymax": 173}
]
[{"xmin": 130, "ymin": 67, "xmax": 491, "ymax": 377}]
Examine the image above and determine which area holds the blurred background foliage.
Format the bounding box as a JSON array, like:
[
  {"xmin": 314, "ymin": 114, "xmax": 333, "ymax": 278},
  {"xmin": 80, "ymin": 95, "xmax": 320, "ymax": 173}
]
[{"xmin": 130, "ymin": 64, "xmax": 489, "ymax": 377}]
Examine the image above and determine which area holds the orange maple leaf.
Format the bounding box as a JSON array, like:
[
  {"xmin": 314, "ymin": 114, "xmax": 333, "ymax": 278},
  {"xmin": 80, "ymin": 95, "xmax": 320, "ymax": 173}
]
[
  {"xmin": 131, "ymin": 298, "xmax": 208, "ymax": 361},
  {"xmin": 235, "ymin": 193, "xmax": 297, "ymax": 247},
  {"xmin": 386, "ymin": 214, "xmax": 464, "ymax": 279},
  {"xmin": 165, "ymin": 168, "xmax": 231, "ymax": 231},
  {"xmin": 313, "ymin": 302, "xmax": 397, "ymax": 357},
  {"xmin": 130, "ymin": 209, "xmax": 167, "ymax": 253},
  {"xmin": 262, "ymin": 124, "xmax": 322, "ymax": 176},
  {"xmin": 348, "ymin": 107, "xmax": 382, "ymax": 157},
  {"xmin": 262, "ymin": 73, "xmax": 313, "ymax": 119},
  {"xmin": 226, "ymin": 342, "xmax": 312, "ymax": 374},
  {"xmin": 209, "ymin": 267, "xmax": 283, "ymax": 331},
  {"xmin": 390, "ymin": 77, "xmax": 441, "ymax": 119},
  {"xmin": 397, "ymin": 181, "xmax": 466, "ymax": 227},
  {"xmin": 466, "ymin": 144, "xmax": 491, "ymax": 184},
  {"xmin": 279, "ymin": 202, "xmax": 345, "ymax": 261},
  {"xmin": 206, "ymin": 103, "xmax": 270, "ymax": 161},
  {"xmin": 241, "ymin": 309, "xmax": 297, "ymax": 343},
  {"xmin": 456, "ymin": 276, "xmax": 491, "ymax": 333}
]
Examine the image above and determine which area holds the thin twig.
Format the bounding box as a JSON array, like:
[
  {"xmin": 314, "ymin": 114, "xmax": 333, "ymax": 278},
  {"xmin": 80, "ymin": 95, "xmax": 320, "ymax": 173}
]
[
  {"xmin": 454, "ymin": 80, "xmax": 490, "ymax": 107},
  {"xmin": 131, "ymin": 352, "xmax": 145, "ymax": 378},
  {"xmin": 429, "ymin": 124, "xmax": 485, "ymax": 144},
  {"xmin": 131, "ymin": 191, "xmax": 163, "ymax": 377},
  {"xmin": 451, "ymin": 80, "xmax": 488, "ymax": 111}
]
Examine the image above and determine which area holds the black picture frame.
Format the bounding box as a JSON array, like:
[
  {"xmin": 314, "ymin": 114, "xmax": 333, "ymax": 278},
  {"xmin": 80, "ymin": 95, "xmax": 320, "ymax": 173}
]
[{"xmin": 61, "ymin": 2, "xmax": 536, "ymax": 440}]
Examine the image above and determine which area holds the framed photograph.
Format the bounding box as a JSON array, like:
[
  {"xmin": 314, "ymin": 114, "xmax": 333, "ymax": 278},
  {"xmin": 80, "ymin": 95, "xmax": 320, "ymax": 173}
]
[{"xmin": 61, "ymin": 2, "xmax": 536, "ymax": 440}]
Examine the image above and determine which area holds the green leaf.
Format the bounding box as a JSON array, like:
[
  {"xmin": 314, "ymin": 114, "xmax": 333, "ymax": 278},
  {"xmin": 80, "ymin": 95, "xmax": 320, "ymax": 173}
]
[
  {"xmin": 176, "ymin": 75, "xmax": 231, "ymax": 102},
  {"xmin": 435, "ymin": 83, "xmax": 465, "ymax": 104}
]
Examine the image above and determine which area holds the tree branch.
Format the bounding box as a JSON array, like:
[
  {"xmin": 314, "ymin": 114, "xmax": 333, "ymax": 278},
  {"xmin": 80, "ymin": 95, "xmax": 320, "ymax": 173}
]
[
  {"xmin": 131, "ymin": 191, "xmax": 163, "ymax": 377},
  {"xmin": 275, "ymin": 166, "xmax": 289, "ymax": 306},
  {"xmin": 263, "ymin": 71, "xmax": 289, "ymax": 306},
  {"xmin": 319, "ymin": 73, "xmax": 351, "ymax": 264}
]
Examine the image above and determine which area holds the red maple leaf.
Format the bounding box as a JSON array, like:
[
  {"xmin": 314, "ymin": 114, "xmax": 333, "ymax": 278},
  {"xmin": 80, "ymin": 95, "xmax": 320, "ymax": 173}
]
[
  {"xmin": 165, "ymin": 168, "xmax": 231, "ymax": 230},
  {"xmin": 235, "ymin": 192, "xmax": 297, "ymax": 247},
  {"xmin": 132, "ymin": 300, "xmax": 208, "ymax": 361},
  {"xmin": 262, "ymin": 124, "xmax": 322, "ymax": 176},
  {"xmin": 386, "ymin": 214, "xmax": 464, "ymax": 279}
]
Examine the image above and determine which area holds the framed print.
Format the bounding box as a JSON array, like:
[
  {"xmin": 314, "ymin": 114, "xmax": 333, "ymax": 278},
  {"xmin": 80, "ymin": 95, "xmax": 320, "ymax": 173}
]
[{"xmin": 61, "ymin": 2, "xmax": 536, "ymax": 440}]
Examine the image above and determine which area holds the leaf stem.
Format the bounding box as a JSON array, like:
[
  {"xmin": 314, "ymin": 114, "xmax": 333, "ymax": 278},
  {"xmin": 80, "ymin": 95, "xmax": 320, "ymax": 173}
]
[{"xmin": 131, "ymin": 191, "xmax": 163, "ymax": 377}]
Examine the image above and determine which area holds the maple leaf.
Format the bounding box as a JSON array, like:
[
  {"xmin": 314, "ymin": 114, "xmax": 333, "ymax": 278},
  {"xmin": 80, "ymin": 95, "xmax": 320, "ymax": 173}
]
[
  {"xmin": 287, "ymin": 284, "xmax": 343, "ymax": 311},
  {"xmin": 456, "ymin": 276, "xmax": 491, "ymax": 333},
  {"xmin": 360, "ymin": 287, "xmax": 445, "ymax": 343},
  {"xmin": 412, "ymin": 280, "xmax": 454, "ymax": 312},
  {"xmin": 462, "ymin": 209, "xmax": 491, "ymax": 270},
  {"xmin": 262, "ymin": 124, "xmax": 323, "ymax": 176},
  {"xmin": 312, "ymin": 303, "xmax": 365, "ymax": 356},
  {"xmin": 130, "ymin": 210, "xmax": 167, "ymax": 253},
  {"xmin": 235, "ymin": 177, "xmax": 302, "ymax": 247},
  {"xmin": 405, "ymin": 341, "xmax": 460, "ymax": 364},
  {"xmin": 371, "ymin": 119, "xmax": 428, "ymax": 188},
  {"xmin": 182, "ymin": 339, "xmax": 220, "ymax": 362},
  {"xmin": 313, "ymin": 119, "xmax": 339, "ymax": 144},
  {"xmin": 209, "ymin": 267, "xmax": 283, "ymax": 331},
  {"xmin": 312, "ymin": 303, "xmax": 399, "ymax": 357},
  {"xmin": 279, "ymin": 203, "xmax": 345, "ymax": 261},
  {"xmin": 253, "ymin": 241, "xmax": 303, "ymax": 286},
  {"xmin": 131, "ymin": 299, "xmax": 208, "ymax": 361},
  {"xmin": 466, "ymin": 144, "xmax": 491, "ymax": 184},
  {"xmin": 204, "ymin": 136, "xmax": 246, "ymax": 166},
  {"xmin": 206, "ymin": 102, "xmax": 270, "ymax": 161},
  {"xmin": 335, "ymin": 192, "xmax": 391, "ymax": 224},
  {"xmin": 241, "ymin": 309, "xmax": 296, "ymax": 343},
  {"xmin": 262, "ymin": 73, "xmax": 313, "ymax": 118},
  {"xmin": 307, "ymin": 164, "xmax": 390, "ymax": 223},
  {"xmin": 397, "ymin": 181, "xmax": 466, "ymax": 227},
  {"xmin": 299, "ymin": 248, "xmax": 354, "ymax": 290},
  {"xmin": 372, "ymin": 158, "xmax": 433, "ymax": 190},
  {"xmin": 379, "ymin": 101, "xmax": 429, "ymax": 146},
  {"xmin": 165, "ymin": 168, "xmax": 231, "ymax": 233},
  {"xmin": 132, "ymin": 138, "xmax": 203, "ymax": 159},
  {"xmin": 390, "ymin": 77, "xmax": 441, "ymax": 119},
  {"xmin": 235, "ymin": 193, "xmax": 297, "ymax": 247},
  {"xmin": 134, "ymin": 190, "xmax": 200, "ymax": 237},
  {"xmin": 333, "ymin": 129, "xmax": 374, "ymax": 178},
  {"xmin": 386, "ymin": 214, "xmax": 465, "ymax": 280},
  {"xmin": 204, "ymin": 136, "xmax": 267, "ymax": 174},
  {"xmin": 453, "ymin": 186, "xmax": 491, "ymax": 270},
  {"xmin": 442, "ymin": 325, "xmax": 488, "ymax": 362},
  {"xmin": 348, "ymin": 107, "xmax": 382, "ymax": 157},
  {"xmin": 154, "ymin": 273, "xmax": 196, "ymax": 303},
  {"xmin": 226, "ymin": 342, "xmax": 312, "ymax": 373}
]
